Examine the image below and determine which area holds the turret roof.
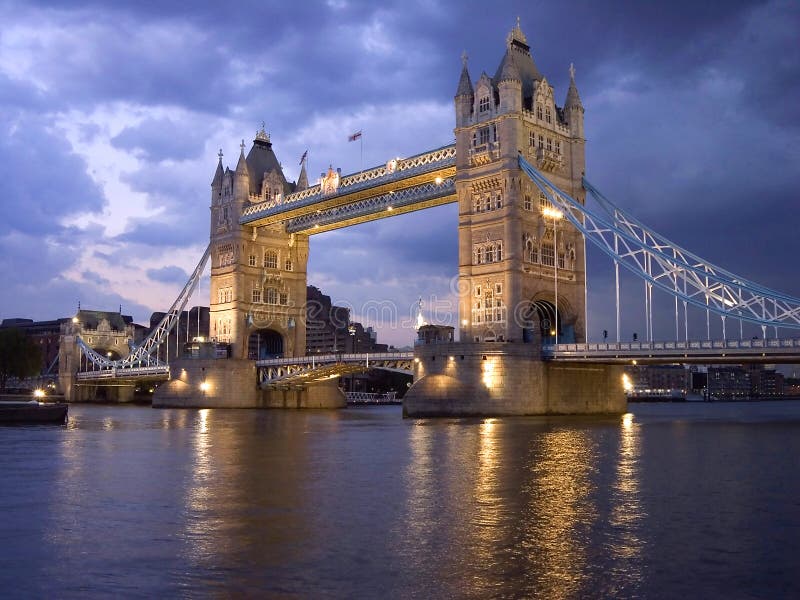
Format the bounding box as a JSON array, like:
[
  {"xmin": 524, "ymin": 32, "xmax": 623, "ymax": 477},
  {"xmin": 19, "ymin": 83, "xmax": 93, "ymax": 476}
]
[
  {"xmin": 245, "ymin": 125, "xmax": 290, "ymax": 195},
  {"xmin": 493, "ymin": 20, "xmax": 542, "ymax": 98},
  {"xmin": 564, "ymin": 63, "xmax": 583, "ymax": 109},
  {"xmin": 455, "ymin": 51, "xmax": 474, "ymax": 96}
]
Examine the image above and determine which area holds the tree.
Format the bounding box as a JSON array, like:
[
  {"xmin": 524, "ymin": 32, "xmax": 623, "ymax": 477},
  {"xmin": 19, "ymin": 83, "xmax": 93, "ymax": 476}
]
[{"xmin": 0, "ymin": 328, "xmax": 42, "ymax": 391}]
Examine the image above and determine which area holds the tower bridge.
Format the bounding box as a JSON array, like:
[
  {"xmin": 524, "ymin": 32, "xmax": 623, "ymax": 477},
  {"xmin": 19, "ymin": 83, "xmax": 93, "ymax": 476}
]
[{"xmin": 65, "ymin": 20, "xmax": 800, "ymax": 415}]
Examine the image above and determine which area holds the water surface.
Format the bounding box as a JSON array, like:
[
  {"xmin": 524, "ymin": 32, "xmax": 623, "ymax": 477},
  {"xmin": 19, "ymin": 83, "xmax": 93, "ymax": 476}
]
[{"xmin": 1, "ymin": 402, "xmax": 799, "ymax": 598}]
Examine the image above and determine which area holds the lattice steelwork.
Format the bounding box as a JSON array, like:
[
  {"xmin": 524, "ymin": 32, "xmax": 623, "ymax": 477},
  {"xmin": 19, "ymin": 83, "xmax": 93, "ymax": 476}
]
[
  {"xmin": 77, "ymin": 244, "xmax": 211, "ymax": 371},
  {"xmin": 519, "ymin": 155, "xmax": 800, "ymax": 336},
  {"xmin": 286, "ymin": 178, "xmax": 455, "ymax": 233},
  {"xmin": 258, "ymin": 352, "xmax": 413, "ymax": 387},
  {"xmin": 240, "ymin": 144, "xmax": 456, "ymax": 224}
]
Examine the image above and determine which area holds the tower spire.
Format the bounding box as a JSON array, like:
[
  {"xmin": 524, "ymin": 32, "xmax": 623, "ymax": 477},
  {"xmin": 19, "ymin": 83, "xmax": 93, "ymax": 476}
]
[
  {"xmin": 565, "ymin": 62, "xmax": 583, "ymax": 109},
  {"xmin": 455, "ymin": 50, "xmax": 474, "ymax": 97}
]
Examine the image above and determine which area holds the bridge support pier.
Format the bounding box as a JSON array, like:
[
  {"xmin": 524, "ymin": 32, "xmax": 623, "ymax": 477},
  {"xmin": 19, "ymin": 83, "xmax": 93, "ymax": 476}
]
[
  {"xmin": 152, "ymin": 358, "xmax": 347, "ymax": 409},
  {"xmin": 261, "ymin": 379, "xmax": 346, "ymax": 409},
  {"xmin": 403, "ymin": 342, "xmax": 626, "ymax": 417}
]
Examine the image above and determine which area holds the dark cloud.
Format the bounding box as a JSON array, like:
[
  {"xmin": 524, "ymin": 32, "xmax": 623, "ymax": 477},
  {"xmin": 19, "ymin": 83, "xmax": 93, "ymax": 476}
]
[
  {"xmin": 81, "ymin": 270, "xmax": 110, "ymax": 286},
  {"xmin": 0, "ymin": 0, "xmax": 797, "ymax": 340},
  {"xmin": 111, "ymin": 117, "xmax": 211, "ymax": 162},
  {"xmin": 146, "ymin": 265, "xmax": 189, "ymax": 284},
  {"xmin": 0, "ymin": 113, "xmax": 106, "ymax": 235}
]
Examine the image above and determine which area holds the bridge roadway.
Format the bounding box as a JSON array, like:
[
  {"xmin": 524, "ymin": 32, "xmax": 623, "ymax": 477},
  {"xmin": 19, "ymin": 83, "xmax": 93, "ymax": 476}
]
[
  {"xmin": 257, "ymin": 351, "xmax": 414, "ymax": 388},
  {"xmin": 73, "ymin": 337, "xmax": 800, "ymax": 384},
  {"xmin": 240, "ymin": 145, "xmax": 456, "ymax": 234},
  {"xmin": 544, "ymin": 337, "xmax": 800, "ymax": 364}
]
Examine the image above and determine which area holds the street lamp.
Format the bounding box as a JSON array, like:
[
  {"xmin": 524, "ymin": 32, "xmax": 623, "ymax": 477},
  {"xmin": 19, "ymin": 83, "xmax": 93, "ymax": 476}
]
[
  {"xmin": 542, "ymin": 205, "xmax": 563, "ymax": 344},
  {"xmin": 348, "ymin": 325, "xmax": 357, "ymax": 392}
]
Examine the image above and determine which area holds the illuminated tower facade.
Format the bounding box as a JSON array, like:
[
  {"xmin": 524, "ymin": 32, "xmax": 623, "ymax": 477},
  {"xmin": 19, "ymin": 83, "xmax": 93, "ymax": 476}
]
[{"xmin": 455, "ymin": 21, "xmax": 587, "ymax": 344}]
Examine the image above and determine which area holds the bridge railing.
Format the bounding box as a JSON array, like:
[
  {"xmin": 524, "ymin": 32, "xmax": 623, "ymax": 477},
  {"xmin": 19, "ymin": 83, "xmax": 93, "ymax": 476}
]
[
  {"xmin": 256, "ymin": 351, "xmax": 414, "ymax": 367},
  {"xmin": 544, "ymin": 338, "xmax": 800, "ymax": 357},
  {"xmin": 76, "ymin": 365, "xmax": 170, "ymax": 380}
]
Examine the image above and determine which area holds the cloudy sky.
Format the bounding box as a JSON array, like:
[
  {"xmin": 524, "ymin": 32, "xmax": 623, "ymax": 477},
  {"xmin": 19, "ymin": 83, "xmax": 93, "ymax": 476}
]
[{"xmin": 0, "ymin": 0, "xmax": 797, "ymax": 347}]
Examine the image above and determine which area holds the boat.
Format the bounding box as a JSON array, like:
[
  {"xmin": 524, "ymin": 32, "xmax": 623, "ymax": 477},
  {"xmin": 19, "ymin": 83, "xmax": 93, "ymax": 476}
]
[{"xmin": 0, "ymin": 400, "xmax": 68, "ymax": 424}]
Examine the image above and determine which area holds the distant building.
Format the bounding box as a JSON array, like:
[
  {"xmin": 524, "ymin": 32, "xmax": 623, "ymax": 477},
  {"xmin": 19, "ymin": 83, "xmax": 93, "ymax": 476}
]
[
  {"xmin": 305, "ymin": 286, "xmax": 388, "ymax": 354},
  {"xmin": 1, "ymin": 317, "xmax": 67, "ymax": 373},
  {"xmin": 708, "ymin": 366, "xmax": 751, "ymax": 400},
  {"xmin": 624, "ymin": 364, "xmax": 689, "ymax": 399},
  {"xmin": 149, "ymin": 306, "xmax": 209, "ymax": 362},
  {"xmin": 417, "ymin": 324, "xmax": 455, "ymax": 345}
]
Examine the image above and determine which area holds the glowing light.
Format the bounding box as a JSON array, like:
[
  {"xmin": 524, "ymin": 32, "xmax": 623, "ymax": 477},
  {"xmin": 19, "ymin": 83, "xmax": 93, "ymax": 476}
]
[
  {"xmin": 414, "ymin": 358, "xmax": 420, "ymax": 363},
  {"xmin": 622, "ymin": 374, "xmax": 633, "ymax": 392},
  {"xmin": 387, "ymin": 206, "xmax": 393, "ymax": 211},
  {"xmin": 542, "ymin": 206, "xmax": 563, "ymax": 220},
  {"xmin": 448, "ymin": 355, "xmax": 455, "ymax": 361},
  {"xmin": 434, "ymin": 176, "xmax": 443, "ymax": 184},
  {"xmin": 71, "ymin": 317, "xmax": 79, "ymax": 324},
  {"xmin": 482, "ymin": 359, "xmax": 495, "ymax": 388},
  {"xmin": 33, "ymin": 389, "xmax": 45, "ymax": 398},
  {"xmin": 632, "ymin": 360, "xmax": 638, "ymax": 365},
  {"xmin": 622, "ymin": 412, "xmax": 634, "ymax": 428},
  {"xmin": 199, "ymin": 381, "xmax": 210, "ymax": 392},
  {"xmin": 461, "ymin": 319, "xmax": 468, "ymax": 326}
]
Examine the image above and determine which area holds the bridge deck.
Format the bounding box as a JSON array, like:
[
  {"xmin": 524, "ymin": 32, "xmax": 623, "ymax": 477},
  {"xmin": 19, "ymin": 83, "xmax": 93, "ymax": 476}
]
[{"xmin": 545, "ymin": 338, "xmax": 800, "ymax": 364}]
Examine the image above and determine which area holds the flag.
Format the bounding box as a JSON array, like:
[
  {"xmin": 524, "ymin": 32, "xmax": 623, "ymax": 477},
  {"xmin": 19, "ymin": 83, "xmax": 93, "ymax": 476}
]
[
  {"xmin": 299, "ymin": 150, "xmax": 307, "ymax": 165},
  {"xmin": 348, "ymin": 130, "xmax": 362, "ymax": 142}
]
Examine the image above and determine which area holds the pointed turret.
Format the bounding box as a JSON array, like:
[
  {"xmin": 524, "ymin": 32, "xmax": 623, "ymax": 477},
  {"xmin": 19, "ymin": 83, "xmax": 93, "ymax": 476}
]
[
  {"xmin": 212, "ymin": 149, "xmax": 224, "ymax": 186},
  {"xmin": 564, "ymin": 62, "xmax": 583, "ymax": 110},
  {"xmin": 233, "ymin": 139, "xmax": 250, "ymax": 202},
  {"xmin": 455, "ymin": 51, "xmax": 475, "ymax": 128},
  {"xmin": 235, "ymin": 140, "xmax": 249, "ymax": 176},
  {"xmin": 456, "ymin": 51, "xmax": 474, "ymax": 97},
  {"xmin": 296, "ymin": 159, "xmax": 309, "ymax": 191},
  {"xmin": 564, "ymin": 63, "xmax": 585, "ymax": 140}
]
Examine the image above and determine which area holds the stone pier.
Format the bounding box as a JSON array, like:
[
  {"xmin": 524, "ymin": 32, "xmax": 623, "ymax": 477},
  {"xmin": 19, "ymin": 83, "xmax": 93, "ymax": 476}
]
[
  {"xmin": 152, "ymin": 358, "xmax": 345, "ymax": 409},
  {"xmin": 403, "ymin": 342, "xmax": 626, "ymax": 417}
]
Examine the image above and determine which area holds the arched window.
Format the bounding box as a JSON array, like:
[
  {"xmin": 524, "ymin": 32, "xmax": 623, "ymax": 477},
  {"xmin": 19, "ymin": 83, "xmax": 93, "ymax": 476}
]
[
  {"xmin": 486, "ymin": 245, "xmax": 495, "ymax": 263},
  {"xmin": 536, "ymin": 105, "xmax": 543, "ymax": 119},
  {"xmin": 545, "ymin": 107, "xmax": 552, "ymax": 123},
  {"xmin": 479, "ymin": 95, "xmax": 490, "ymax": 113},
  {"xmin": 475, "ymin": 196, "xmax": 482, "ymax": 213},
  {"xmin": 494, "ymin": 193, "xmax": 502, "ymax": 209},
  {"xmin": 496, "ymin": 242, "xmax": 503, "ymax": 262}
]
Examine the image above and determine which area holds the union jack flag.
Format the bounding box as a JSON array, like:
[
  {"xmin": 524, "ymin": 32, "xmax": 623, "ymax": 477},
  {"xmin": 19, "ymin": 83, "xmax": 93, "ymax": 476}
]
[{"xmin": 348, "ymin": 130, "xmax": 362, "ymax": 142}]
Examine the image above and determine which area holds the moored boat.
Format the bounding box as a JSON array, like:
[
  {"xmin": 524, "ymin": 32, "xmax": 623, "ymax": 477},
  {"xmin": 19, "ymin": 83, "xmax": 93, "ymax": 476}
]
[{"xmin": 0, "ymin": 400, "xmax": 68, "ymax": 424}]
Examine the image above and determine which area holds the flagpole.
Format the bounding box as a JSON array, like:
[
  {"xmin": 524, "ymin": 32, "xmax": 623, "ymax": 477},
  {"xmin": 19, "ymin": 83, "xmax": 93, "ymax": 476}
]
[{"xmin": 360, "ymin": 133, "xmax": 364, "ymax": 173}]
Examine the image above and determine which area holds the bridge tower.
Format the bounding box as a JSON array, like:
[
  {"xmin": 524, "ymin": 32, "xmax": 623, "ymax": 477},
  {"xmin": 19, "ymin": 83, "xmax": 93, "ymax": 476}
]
[
  {"xmin": 455, "ymin": 21, "xmax": 586, "ymax": 344},
  {"xmin": 209, "ymin": 127, "xmax": 309, "ymax": 360}
]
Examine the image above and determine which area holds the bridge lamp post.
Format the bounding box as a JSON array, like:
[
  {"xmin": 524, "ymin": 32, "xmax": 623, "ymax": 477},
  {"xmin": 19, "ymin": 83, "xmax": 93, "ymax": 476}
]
[
  {"xmin": 348, "ymin": 325, "xmax": 357, "ymax": 392},
  {"xmin": 542, "ymin": 206, "xmax": 564, "ymax": 344}
]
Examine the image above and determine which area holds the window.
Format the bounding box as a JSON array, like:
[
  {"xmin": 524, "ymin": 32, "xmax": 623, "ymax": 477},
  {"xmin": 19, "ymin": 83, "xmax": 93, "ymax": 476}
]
[
  {"xmin": 484, "ymin": 196, "xmax": 491, "ymax": 212},
  {"xmin": 545, "ymin": 107, "xmax": 552, "ymax": 123},
  {"xmin": 536, "ymin": 105, "xmax": 543, "ymax": 119},
  {"xmin": 495, "ymin": 283, "xmax": 502, "ymax": 295},
  {"xmin": 249, "ymin": 254, "xmax": 256, "ymax": 267},
  {"xmin": 555, "ymin": 140, "xmax": 561, "ymax": 155},
  {"xmin": 558, "ymin": 253, "xmax": 565, "ymax": 269},
  {"xmin": 547, "ymin": 138, "xmax": 553, "ymax": 151},
  {"xmin": 539, "ymin": 192, "xmax": 549, "ymax": 210},
  {"xmin": 541, "ymin": 244, "xmax": 555, "ymax": 267},
  {"xmin": 264, "ymin": 250, "xmax": 278, "ymax": 269},
  {"xmin": 486, "ymin": 245, "xmax": 495, "ymax": 263},
  {"xmin": 538, "ymin": 134, "xmax": 544, "ymax": 149},
  {"xmin": 479, "ymin": 95, "xmax": 490, "ymax": 113},
  {"xmin": 496, "ymin": 242, "xmax": 503, "ymax": 261},
  {"xmin": 529, "ymin": 131, "xmax": 536, "ymax": 147},
  {"xmin": 252, "ymin": 289, "xmax": 261, "ymax": 303},
  {"xmin": 526, "ymin": 239, "xmax": 538, "ymax": 263},
  {"xmin": 524, "ymin": 195, "xmax": 532, "ymax": 211},
  {"xmin": 475, "ymin": 196, "xmax": 482, "ymax": 213},
  {"xmin": 279, "ymin": 292, "xmax": 288, "ymax": 305},
  {"xmin": 494, "ymin": 193, "xmax": 502, "ymax": 209},
  {"xmin": 478, "ymin": 127, "xmax": 491, "ymax": 145},
  {"xmin": 265, "ymin": 288, "xmax": 278, "ymax": 304},
  {"xmin": 475, "ymin": 286, "xmax": 481, "ymax": 297},
  {"xmin": 284, "ymin": 258, "xmax": 293, "ymax": 271}
]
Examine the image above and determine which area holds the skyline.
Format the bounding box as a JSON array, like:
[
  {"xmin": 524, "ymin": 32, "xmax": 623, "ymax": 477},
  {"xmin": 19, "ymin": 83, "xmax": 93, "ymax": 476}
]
[{"xmin": 1, "ymin": 1, "xmax": 798, "ymax": 347}]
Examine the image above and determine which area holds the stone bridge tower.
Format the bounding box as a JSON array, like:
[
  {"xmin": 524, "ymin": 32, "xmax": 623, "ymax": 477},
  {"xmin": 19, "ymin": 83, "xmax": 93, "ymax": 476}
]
[
  {"xmin": 455, "ymin": 21, "xmax": 586, "ymax": 345},
  {"xmin": 58, "ymin": 310, "xmax": 137, "ymax": 402},
  {"xmin": 209, "ymin": 127, "xmax": 309, "ymax": 360}
]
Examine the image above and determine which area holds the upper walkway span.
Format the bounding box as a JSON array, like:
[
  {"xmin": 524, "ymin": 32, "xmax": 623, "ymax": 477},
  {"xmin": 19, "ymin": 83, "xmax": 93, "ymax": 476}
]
[{"xmin": 240, "ymin": 145, "xmax": 456, "ymax": 234}]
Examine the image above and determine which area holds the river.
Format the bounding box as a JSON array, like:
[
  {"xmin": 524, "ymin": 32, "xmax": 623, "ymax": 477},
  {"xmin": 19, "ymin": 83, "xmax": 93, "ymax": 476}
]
[{"xmin": 1, "ymin": 401, "xmax": 799, "ymax": 598}]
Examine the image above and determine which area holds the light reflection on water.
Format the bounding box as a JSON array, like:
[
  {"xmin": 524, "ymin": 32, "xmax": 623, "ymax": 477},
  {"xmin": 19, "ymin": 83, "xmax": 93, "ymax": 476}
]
[{"xmin": 2, "ymin": 402, "xmax": 800, "ymax": 598}]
